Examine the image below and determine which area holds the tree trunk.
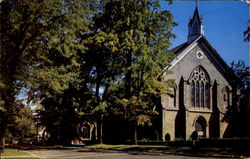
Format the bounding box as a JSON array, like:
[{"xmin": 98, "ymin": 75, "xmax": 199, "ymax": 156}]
[
  {"xmin": 125, "ymin": 51, "xmax": 132, "ymax": 98},
  {"xmin": 0, "ymin": 89, "xmax": 13, "ymax": 154},
  {"xmin": 0, "ymin": 108, "xmax": 9, "ymax": 153},
  {"xmin": 97, "ymin": 117, "xmax": 103, "ymax": 144},
  {"xmin": 95, "ymin": 67, "xmax": 103, "ymax": 144},
  {"xmin": 133, "ymin": 124, "xmax": 138, "ymax": 145},
  {"xmin": 0, "ymin": 136, "xmax": 5, "ymax": 154}
]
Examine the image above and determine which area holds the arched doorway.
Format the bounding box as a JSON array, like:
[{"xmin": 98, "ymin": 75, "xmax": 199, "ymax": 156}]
[
  {"xmin": 194, "ymin": 116, "xmax": 207, "ymax": 137},
  {"xmin": 80, "ymin": 123, "xmax": 92, "ymax": 140}
]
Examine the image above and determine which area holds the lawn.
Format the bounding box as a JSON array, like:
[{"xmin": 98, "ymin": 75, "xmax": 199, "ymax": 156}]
[
  {"xmin": 0, "ymin": 148, "xmax": 40, "ymax": 159},
  {"xmin": 86, "ymin": 144, "xmax": 168, "ymax": 151},
  {"xmin": 86, "ymin": 144, "xmax": 249, "ymax": 158}
]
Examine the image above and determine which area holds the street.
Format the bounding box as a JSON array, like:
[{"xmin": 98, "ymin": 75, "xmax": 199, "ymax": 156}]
[{"xmin": 27, "ymin": 149, "xmax": 237, "ymax": 159}]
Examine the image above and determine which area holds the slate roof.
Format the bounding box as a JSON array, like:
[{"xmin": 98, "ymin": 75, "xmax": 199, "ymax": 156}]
[{"xmin": 170, "ymin": 42, "xmax": 189, "ymax": 56}]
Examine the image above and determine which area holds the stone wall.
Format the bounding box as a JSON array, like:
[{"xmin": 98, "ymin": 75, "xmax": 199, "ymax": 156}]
[{"xmin": 162, "ymin": 42, "xmax": 231, "ymax": 140}]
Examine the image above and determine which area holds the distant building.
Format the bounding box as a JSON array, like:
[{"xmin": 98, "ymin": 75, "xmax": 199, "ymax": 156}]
[{"xmin": 161, "ymin": 5, "xmax": 232, "ymax": 140}]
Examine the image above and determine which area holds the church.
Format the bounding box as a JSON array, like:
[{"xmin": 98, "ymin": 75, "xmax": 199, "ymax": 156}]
[{"xmin": 161, "ymin": 5, "xmax": 232, "ymax": 140}]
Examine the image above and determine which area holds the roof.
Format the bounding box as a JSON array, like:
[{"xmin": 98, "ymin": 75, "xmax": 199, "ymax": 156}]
[
  {"xmin": 170, "ymin": 37, "xmax": 198, "ymax": 56},
  {"xmin": 162, "ymin": 35, "xmax": 231, "ymax": 81},
  {"xmin": 170, "ymin": 42, "xmax": 189, "ymax": 56}
]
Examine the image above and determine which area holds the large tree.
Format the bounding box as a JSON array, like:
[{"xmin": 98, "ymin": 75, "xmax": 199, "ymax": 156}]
[
  {"xmin": 0, "ymin": 0, "xmax": 91, "ymax": 151},
  {"xmin": 95, "ymin": 0, "xmax": 176, "ymax": 144},
  {"xmin": 82, "ymin": 30, "xmax": 121, "ymax": 144}
]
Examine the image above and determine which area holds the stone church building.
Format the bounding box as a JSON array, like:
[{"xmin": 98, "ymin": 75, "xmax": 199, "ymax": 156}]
[{"xmin": 161, "ymin": 6, "xmax": 232, "ymax": 140}]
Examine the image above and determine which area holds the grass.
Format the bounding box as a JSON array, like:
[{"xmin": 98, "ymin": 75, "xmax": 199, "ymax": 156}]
[
  {"xmin": 0, "ymin": 148, "xmax": 40, "ymax": 159},
  {"xmin": 86, "ymin": 144, "xmax": 249, "ymax": 158},
  {"xmin": 86, "ymin": 144, "xmax": 168, "ymax": 151},
  {"xmin": 1, "ymin": 148, "xmax": 29, "ymax": 156}
]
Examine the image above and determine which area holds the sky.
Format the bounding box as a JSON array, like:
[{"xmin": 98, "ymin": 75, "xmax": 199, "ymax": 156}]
[{"xmin": 162, "ymin": 1, "xmax": 249, "ymax": 66}]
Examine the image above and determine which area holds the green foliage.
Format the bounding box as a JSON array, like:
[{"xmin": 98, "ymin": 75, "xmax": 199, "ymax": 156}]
[
  {"xmin": 0, "ymin": 0, "xmax": 177, "ymax": 145},
  {"xmin": 243, "ymin": 20, "xmax": 250, "ymax": 42},
  {"xmin": 229, "ymin": 60, "xmax": 250, "ymax": 137},
  {"xmin": 231, "ymin": 61, "xmax": 250, "ymax": 95},
  {"xmin": 5, "ymin": 102, "xmax": 36, "ymax": 144},
  {"xmin": 96, "ymin": 0, "xmax": 176, "ymax": 127},
  {"xmin": 0, "ymin": 0, "xmax": 93, "ymax": 146}
]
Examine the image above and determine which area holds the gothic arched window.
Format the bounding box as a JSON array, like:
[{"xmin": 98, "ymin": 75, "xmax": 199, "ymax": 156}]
[
  {"xmin": 223, "ymin": 86, "xmax": 230, "ymax": 107},
  {"xmin": 190, "ymin": 66, "xmax": 210, "ymax": 108}
]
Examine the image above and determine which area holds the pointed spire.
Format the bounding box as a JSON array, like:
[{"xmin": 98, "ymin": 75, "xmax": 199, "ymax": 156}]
[{"xmin": 187, "ymin": 1, "xmax": 204, "ymax": 43}]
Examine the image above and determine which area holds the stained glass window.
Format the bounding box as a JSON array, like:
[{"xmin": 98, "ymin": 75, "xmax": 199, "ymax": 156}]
[{"xmin": 190, "ymin": 66, "xmax": 210, "ymax": 108}]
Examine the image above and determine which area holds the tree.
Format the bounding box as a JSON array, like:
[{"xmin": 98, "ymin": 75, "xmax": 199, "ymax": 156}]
[
  {"xmin": 0, "ymin": 0, "xmax": 91, "ymax": 151},
  {"xmin": 0, "ymin": 0, "xmax": 177, "ymax": 147},
  {"xmin": 5, "ymin": 101, "xmax": 36, "ymax": 145},
  {"xmin": 95, "ymin": 0, "xmax": 176, "ymax": 144},
  {"xmin": 230, "ymin": 60, "xmax": 250, "ymax": 137},
  {"xmin": 243, "ymin": 20, "xmax": 250, "ymax": 42},
  {"xmin": 83, "ymin": 31, "xmax": 120, "ymax": 144},
  {"xmin": 243, "ymin": 2, "xmax": 249, "ymax": 42},
  {"xmin": 37, "ymin": 87, "xmax": 81, "ymax": 145}
]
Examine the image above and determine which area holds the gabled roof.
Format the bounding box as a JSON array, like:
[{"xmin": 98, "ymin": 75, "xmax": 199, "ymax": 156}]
[
  {"xmin": 162, "ymin": 35, "xmax": 231, "ymax": 81},
  {"xmin": 170, "ymin": 42, "xmax": 188, "ymax": 56},
  {"xmin": 199, "ymin": 36, "xmax": 230, "ymax": 75}
]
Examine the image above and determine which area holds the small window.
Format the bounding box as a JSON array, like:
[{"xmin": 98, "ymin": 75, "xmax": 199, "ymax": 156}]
[
  {"xmin": 223, "ymin": 86, "xmax": 230, "ymax": 107},
  {"xmin": 196, "ymin": 51, "xmax": 203, "ymax": 59},
  {"xmin": 173, "ymin": 87, "xmax": 176, "ymax": 107},
  {"xmin": 169, "ymin": 86, "xmax": 177, "ymax": 107}
]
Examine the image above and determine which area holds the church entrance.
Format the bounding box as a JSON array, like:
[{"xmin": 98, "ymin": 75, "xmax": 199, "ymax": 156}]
[{"xmin": 195, "ymin": 116, "xmax": 206, "ymax": 137}]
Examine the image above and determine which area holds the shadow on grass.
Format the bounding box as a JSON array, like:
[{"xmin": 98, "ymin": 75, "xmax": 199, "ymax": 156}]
[{"xmin": 175, "ymin": 146, "xmax": 250, "ymax": 158}]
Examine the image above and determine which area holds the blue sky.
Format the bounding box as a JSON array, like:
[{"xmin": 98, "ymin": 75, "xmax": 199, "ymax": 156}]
[{"xmin": 162, "ymin": 1, "xmax": 249, "ymax": 66}]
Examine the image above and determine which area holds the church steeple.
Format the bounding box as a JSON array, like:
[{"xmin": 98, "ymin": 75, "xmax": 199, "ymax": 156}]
[{"xmin": 187, "ymin": 4, "xmax": 204, "ymax": 43}]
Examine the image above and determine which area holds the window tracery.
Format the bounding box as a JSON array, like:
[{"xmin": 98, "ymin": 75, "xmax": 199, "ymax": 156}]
[{"xmin": 190, "ymin": 66, "xmax": 210, "ymax": 108}]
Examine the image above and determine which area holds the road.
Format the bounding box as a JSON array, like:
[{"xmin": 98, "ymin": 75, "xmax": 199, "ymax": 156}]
[{"xmin": 27, "ymin": 149, "xmax": 236, "ymax": 159}]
